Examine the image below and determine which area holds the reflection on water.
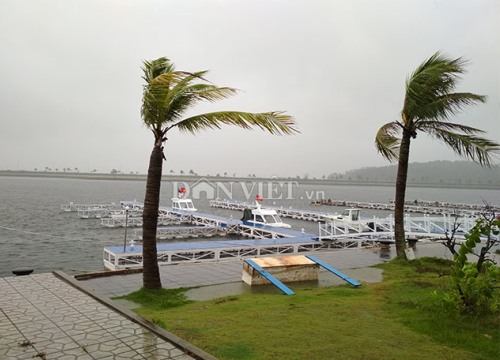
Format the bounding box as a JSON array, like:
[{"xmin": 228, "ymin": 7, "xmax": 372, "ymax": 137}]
[
  {"xmin": 378, "ymin": 248, "xmax": 392, "ymax": 260},
  {"xmin": 185, "ymin": 268, "xmax": 384, "ymax": 301}
]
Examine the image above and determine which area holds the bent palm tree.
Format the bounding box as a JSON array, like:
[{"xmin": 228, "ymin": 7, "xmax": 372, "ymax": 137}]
[
  {"xmin": 375, "ymin": 52, "xmax": 499, "ymax": 258},
  {"xmin": 141, "ymin": 57, "xmax": 298, "ymax": 289}
]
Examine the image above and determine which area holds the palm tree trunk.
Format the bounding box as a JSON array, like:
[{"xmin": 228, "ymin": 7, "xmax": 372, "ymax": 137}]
[
  {"xmin": 142, "ymin": 144, "xmax": 163, "ymax": 290},
  {"xmin": 394, "ymin": 131, "xmax": 412, "ymax": 258}
]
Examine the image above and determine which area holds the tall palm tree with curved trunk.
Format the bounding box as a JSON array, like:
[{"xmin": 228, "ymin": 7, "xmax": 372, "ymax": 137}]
[
  {"xmin": 141, "ymin": 57, "xmax": 298, "ymax": 289},
  {"xmin": 376, "ymin": 52, "xmax": 499, "ymax": 258}
]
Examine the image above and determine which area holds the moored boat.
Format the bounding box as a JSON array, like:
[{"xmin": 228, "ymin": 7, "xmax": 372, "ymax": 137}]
[{"xmin": 241, "ymin": 196, "xmax": 291, "ymax": 228}]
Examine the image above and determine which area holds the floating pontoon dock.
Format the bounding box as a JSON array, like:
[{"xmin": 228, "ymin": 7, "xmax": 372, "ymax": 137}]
[
  {"xmin": 103, "ymin": 236, "xmax": 337, "ymax": 271},
  {"xmin": 100, "ymin": 214, "xmax": 182, "ymax": 228},
  {"xmin": 75, "ymin": 199, "xmax": 497, "ymax": 270},
  {"xmin": 210, "ymin": 199, "xmax": 495, "ymax": 218},
  {"xmin": 310, "ymin": 199, "xmax": 496, "ymax": 216},
  {"xmin": 61, "ymin": 202, "xmax": 119, "ymax": 213},
  {"xmin": 132, "ymin": 225, "xmax": 219, "ymax": 240}
]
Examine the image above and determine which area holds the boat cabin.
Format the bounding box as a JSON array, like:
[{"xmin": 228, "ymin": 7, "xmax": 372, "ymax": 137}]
[
  {"xmin": 322, "ymin": 208, "xmax": 362, "ymax": 222},
  {"xmin": 241, "ymin": 203, "xmax": 291, "ymax": 228},
  {"xmin": 171, "ymin": 198, "xmax": 197, "ymax": 212}
]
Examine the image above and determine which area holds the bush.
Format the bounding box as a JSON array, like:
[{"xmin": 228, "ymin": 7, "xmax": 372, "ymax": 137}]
[{"xmin": 446, "ymin": 215, "xmax": 500, "ymax": 315}]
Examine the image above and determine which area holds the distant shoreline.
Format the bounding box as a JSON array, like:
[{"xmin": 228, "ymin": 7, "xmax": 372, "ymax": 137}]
[{"xmin": 1, "ymin": 170, "xmax": 498, "ymax": 190}]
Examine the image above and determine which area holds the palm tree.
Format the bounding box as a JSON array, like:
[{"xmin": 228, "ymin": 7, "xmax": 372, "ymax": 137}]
[
  {"xmin": 140, "ymin": 57, "xmax": 297, "ymax": 289},
  {"xmin": 376, "ymin": 52, "xmax": 499, "ymax": 258}
]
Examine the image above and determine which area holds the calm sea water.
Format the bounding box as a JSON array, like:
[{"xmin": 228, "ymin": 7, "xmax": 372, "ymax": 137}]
[{"xmin": 0, "ymin": 176, "xmax": 498, "ymax": 277}]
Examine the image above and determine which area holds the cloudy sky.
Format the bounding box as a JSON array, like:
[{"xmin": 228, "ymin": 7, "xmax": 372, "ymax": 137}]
[{"xmin": 0, "ymin": 0, "xmax": 498, "ymax": 177}]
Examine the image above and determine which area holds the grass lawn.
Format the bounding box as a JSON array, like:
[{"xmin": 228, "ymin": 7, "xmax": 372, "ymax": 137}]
[{"xmin": 122, "ymin": 258, "xmax": 500, "ymax": 360}]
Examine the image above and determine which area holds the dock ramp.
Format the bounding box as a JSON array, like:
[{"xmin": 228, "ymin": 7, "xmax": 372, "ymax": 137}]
[
  {"xmin": 306, "ymin": 255, "xmax": 361, "ymax": 287},
  {"xmin": 243, "ymin": 259, "xmax": 295, "ymax": 295}
]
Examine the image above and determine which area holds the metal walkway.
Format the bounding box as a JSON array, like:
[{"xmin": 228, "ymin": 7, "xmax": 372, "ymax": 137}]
[{"xmin": 103, "ymin": 237, "xmax": 339, "ymax": 271}]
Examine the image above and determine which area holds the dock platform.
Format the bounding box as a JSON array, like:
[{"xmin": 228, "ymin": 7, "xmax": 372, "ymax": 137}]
[{"xmin": 103, "ymin": 236, "xmax": 335, "ymax": 270}]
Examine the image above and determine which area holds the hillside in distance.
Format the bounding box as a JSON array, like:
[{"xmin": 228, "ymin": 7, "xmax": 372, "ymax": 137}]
[{"xmin": 329, "ymin": 160, "xmax": 500, "ymax": 187}]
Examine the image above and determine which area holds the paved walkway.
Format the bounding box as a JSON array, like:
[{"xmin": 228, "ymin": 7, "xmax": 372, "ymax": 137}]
[{"xmin": 0, "ymin": 272, "xmax": 214, "ymax": 360}]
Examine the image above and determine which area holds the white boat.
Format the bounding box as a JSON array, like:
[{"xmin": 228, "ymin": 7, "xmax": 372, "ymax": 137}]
[
  {"xmin": 241, "ymin": 201, "xmax": 291, "ymax": 228},
  {"xmin": 171, "ymin": 197, "xmax": 197, "ymax": 212},
  {"xmin": 322, "ymin": 208, "xmax": 362, "ymax": 222},
  {"xmin": 321, "ymin": 208, "xmax": 371, "ymax": 231}
]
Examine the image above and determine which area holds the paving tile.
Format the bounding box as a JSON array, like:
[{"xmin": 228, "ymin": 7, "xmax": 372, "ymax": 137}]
[
  {"xmin": 57, "ymin": 354, "xmax": 94, "ymax": 360},
  {"xmin": 2, "ymin": 272, "xmax": 205, "ymax": 359}
]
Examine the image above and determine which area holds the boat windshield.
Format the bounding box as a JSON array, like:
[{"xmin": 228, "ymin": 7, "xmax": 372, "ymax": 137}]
[
  {"xmin": 260, "ymin": 215, "xmax": 281, "ymax": 224},
  {"xmin": 255, "ymin": 215, "xmax": 265, "ymax": 223},
  {"xmin": 185, "ymin": 202, "xmax": 195, "ymax": 209},
  {"xmin": 175, "ymin": 201, "xmax": 194, "ymax": 209},
  {"xmin": 271, "ymin": 214, "xmax": 282, "ymax": 223}
]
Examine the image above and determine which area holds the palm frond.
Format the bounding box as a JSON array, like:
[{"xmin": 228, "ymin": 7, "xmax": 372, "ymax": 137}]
[
  {"xmin": 416, "ymin": 120, "xmax": 488, "ymax": 135},
  {"xmin": 164, "ymin": 84, "xmax": 238, "ymax": 121},
  {"xmin": 402, "ymin": 52, "xmax": 485, "ymax": 123},
  {"xmin": 142, "ymin": 57, "xmax": 175, "ymax": 83},
  {"xmin": 413, "ymin": 92, "xmax": 486, "ymax": 122},
  {"xmin": 375, "ymin": 122, "xmax": 402, "ymax": 162},
  {"xmin": 429, "ymin": 129, "xmax": 500, "ymax": 167},
  {"xmin": 171, "ymin": 111, "xmax": 298, "ymax": 135}
]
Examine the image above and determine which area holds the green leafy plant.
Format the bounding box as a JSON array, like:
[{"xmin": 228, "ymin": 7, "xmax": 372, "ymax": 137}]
[{"xmin": 448, "ymin": 212, "xmax": 500, "ymax": 314}]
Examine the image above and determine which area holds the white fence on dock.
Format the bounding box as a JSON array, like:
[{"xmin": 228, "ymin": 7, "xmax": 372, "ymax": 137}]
[
  {"xmin": 103, "ymin": 239, "xmax": 340, "ymax": 270},
  {"xmin": 318, "ymin": 213, "xmax": 480, "ymax": 241}
]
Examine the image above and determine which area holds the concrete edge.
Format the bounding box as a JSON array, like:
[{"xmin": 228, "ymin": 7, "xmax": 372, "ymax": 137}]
[
  {"xmin": 74, "ymin": 268, "xmax": 143, "ymax": 281},
  {"xmin": 53, "ymin": 271, "xmax": 218, "ymax": 360}
]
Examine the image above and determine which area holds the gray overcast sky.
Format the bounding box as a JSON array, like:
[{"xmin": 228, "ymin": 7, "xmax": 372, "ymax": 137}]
[{"xmin": 0, "ymin": 0, "xmax": 498, "ymax": 177}]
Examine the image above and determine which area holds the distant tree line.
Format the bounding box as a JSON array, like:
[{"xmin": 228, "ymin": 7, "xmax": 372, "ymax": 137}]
[{"xmin": 329, "ymin": 160, "xmax": 499, "ymax": 186}]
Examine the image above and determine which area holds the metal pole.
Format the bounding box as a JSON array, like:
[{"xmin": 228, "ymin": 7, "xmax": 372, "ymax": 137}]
[{"xmin": 123, "ymin": 207, "xmax": 129, "ymax": 252}]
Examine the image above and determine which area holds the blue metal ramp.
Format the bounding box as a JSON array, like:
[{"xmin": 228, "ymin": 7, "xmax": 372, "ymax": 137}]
[
  {"xmin": 244, "ymin": 259, "xmax": 295, "ymax": 295},
  {"xmin": 306, "ymin": 255, "xmax": 361, "ymax": 287}
]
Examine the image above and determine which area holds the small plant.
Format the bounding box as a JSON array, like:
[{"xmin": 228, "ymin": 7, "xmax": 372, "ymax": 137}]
[
  {"xmin": 441, "ymin": 211, "xmax": 463, "ymax": 255},
  {"xmin": 447, "ymin": 210, "xmax": 500, "ymax": 314},
  {"xmin": 18, "ymin": 340, "xmax": 34, "ymax": 348},
  {"xmin": 152, "ymin": 317, "xmax": 167, "ymax": 328}
]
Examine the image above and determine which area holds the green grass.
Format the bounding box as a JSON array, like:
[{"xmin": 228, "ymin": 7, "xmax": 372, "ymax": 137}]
[
  {"xmin": 123, "ymin": 258, "xmax": 500, "ymax": 360},
  {"xmin": 119, "ymin": 287, "xmax": 192, "ymax": 310}
]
